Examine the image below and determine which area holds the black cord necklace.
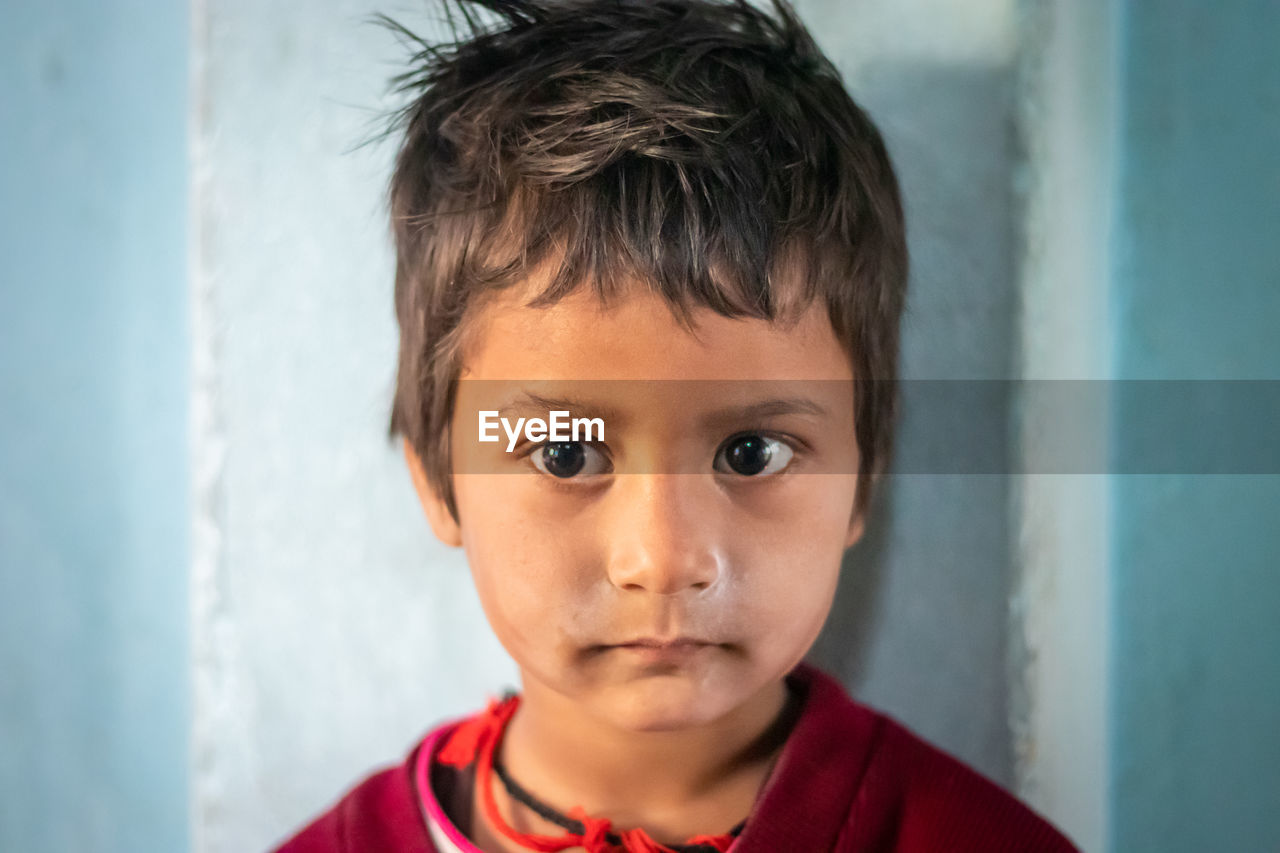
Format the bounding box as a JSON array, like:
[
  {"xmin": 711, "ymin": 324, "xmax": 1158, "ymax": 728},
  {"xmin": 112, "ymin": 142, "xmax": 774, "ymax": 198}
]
[{"xmin": 490, "ymin": 754, "xmax": 746, "ymax": 853}]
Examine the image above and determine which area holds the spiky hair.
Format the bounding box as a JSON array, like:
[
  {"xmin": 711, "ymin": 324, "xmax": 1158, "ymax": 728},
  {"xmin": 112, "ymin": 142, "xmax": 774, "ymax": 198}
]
[{"xmin": 385, "ymin": 0, "xmax": 907, "ymax": 519}]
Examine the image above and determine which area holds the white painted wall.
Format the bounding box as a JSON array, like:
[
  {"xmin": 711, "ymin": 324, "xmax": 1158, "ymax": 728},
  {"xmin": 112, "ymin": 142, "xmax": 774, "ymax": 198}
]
[
  {"xmin": 191, "ymin": 4, "xmax": 518, "ymax": 850},
  {"xmin": 1011, "ymin": 1, "xmax": 1115, "ymax": 850}
]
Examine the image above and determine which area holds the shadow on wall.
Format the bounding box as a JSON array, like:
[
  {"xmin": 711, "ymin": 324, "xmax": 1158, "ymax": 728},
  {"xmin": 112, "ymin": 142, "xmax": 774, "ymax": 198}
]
[
  {"xmin": 807, "ymin": 59, "xmax": 1018, "ymax": 787},
  {"xmin": 810, "ymin": 479, "xmax": 896, "ymax": 685}
]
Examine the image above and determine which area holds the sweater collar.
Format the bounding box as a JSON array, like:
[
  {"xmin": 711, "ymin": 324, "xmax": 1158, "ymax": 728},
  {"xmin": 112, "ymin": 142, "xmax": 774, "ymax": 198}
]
[
  {"xmin": 729, "ymin": 662, "xmax": 878, "ymax": 853},
  {"xmin": 415, "ymin": 662, "xmax": 876, "ymax": 853}
]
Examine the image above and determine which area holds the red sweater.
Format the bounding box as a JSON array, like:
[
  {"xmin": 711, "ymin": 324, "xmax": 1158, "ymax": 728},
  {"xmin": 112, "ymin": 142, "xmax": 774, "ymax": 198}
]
[{"xmin": 273, "ymin": 663, "xmax": 1079, "ymax": 852}]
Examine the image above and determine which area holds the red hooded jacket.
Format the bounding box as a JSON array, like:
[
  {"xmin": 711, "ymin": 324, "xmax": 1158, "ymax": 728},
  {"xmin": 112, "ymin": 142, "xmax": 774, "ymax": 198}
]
[{"xmin": 274, "ymin": 663, "xmax": 1079, "ymax": 852}]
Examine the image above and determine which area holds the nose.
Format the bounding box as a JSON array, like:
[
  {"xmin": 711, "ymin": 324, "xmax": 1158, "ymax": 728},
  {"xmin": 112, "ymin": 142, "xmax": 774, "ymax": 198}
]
[{"xmin": 603, "ymin": 474, "xmax": 724, "ymax": 595}]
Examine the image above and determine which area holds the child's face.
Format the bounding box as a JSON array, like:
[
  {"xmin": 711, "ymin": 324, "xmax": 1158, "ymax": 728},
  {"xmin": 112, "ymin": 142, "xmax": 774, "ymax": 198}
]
[{"xmin": 406, "ymin": 281, "xmax": 863, "ymax": 732}]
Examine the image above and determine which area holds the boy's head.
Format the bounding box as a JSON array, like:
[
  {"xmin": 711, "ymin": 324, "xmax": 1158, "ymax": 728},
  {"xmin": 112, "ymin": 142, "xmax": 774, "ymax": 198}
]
[{"xmin": 386, "ymin": 0, "xmax": 907, "ymax": 729}]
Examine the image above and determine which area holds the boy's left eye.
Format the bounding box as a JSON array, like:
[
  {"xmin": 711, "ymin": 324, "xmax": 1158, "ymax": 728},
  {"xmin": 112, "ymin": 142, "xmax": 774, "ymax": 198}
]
[
  {"xmin": 713, "ymin": 434, "xmax": 794, "ymax": 477},
  {"xmin": 529, "ymin": 442, "xmax": 611, "ymax": 479}
]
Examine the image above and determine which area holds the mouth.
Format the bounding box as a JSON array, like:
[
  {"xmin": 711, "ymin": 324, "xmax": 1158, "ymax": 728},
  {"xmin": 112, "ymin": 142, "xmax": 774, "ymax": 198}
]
[{"xmin": 607, "ymin": 637, "xmax": 716, "ymax": 664}]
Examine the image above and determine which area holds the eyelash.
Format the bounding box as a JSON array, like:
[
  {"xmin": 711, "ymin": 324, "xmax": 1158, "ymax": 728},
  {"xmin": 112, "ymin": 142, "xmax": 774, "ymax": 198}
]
[
  {"xmin": 513, "ymin": 440, "xmax": 611, "ymax": 480},
  {"xmin": 516, "ymin": 430, "xmax": 807, "ymax": 481}
]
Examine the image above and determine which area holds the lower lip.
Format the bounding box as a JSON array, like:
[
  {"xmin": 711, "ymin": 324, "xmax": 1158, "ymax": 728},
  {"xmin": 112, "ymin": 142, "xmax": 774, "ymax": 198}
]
[{"xmin": 612, "ymin": 642, "xmax": 712, "ymax": 664}]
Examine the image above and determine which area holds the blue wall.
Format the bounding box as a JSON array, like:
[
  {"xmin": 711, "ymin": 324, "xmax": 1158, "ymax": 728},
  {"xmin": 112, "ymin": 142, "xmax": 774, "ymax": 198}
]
[
  {"xmin": 0, "ymin": 1, "xmax": 190, "ymax": 851},
  {"xmin": 1111, "ymin": 0, "xmax": 1280, "ymax": 850}
]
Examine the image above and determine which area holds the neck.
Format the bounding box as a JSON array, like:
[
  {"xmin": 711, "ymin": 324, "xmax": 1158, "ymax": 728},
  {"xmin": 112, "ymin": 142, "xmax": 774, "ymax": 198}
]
[{"xmin": 494, "ymin": 676, "xmax": 797, "ymax": 842}]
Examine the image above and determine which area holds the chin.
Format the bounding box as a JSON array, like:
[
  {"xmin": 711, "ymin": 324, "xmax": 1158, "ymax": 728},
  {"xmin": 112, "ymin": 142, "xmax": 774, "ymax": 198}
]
[{"xmin": 597, "ymin": 676, "xmax": 737, "ymax": 732}]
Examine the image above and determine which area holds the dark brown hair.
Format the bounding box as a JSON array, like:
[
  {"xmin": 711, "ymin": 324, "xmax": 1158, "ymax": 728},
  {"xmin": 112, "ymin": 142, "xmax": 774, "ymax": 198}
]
[{"xmin": 386, "ymin": 0, "xmax": 907, "ymax": 520}]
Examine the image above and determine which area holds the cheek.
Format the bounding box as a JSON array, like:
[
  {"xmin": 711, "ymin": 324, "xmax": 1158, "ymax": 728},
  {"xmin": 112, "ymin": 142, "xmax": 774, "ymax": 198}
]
[
  {"xmin": 453, "ymin": 476, "xmax": 595, "ymax": 651},
  {"xmin": 736, "ymin": 472, "xmax": 856, "ymax": 551},
  {"xmin": 725, "ymin": 477, "xmax": 855, "ymax": 626}
]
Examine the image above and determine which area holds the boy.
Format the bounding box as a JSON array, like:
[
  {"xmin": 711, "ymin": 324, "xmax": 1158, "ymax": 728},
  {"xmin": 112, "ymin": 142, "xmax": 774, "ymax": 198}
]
[{"xmin": 276, "ymin": 1, "xmax": 1079, "ymax": 850}]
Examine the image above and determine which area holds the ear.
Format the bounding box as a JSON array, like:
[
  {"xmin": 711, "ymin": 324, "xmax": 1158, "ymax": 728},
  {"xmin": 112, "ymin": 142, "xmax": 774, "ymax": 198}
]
[
  {"xmin": 844, "ymin": 509, "xmax": 866, "ymax": 549},
  {"xmin": 403, "ymin": 438, "xmax": 462, "ymax": 548}
]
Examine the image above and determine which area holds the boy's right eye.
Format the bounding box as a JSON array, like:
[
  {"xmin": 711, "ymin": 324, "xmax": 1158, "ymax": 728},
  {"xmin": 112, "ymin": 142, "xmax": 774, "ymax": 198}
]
[{"xmin": 529, "ymin": 442, "xmax": 611, "ymax": 479}]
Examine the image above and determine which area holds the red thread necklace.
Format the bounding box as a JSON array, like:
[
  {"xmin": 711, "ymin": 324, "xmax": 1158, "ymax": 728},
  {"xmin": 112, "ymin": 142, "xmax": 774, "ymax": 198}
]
[{"xmin": 436, "ymin": 694, "xmax": 742, "ymax": 853}]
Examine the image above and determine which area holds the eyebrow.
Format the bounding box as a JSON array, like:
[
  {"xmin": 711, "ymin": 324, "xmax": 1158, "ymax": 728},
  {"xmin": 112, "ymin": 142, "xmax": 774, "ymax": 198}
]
[
  {"xmin": 698, "ymin": 397, "xmax": 831, "ymax": 428},
  {"xmin": 497, "ymin": 393, "xmax": 628, "ymax": 428},
  {"xmin": 494, "ymin": 391, "xmax": 831, "ymax": 431}
]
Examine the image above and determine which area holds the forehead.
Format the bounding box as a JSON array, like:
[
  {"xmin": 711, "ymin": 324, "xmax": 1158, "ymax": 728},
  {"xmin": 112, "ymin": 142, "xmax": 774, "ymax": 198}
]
[{"xmin": 458, "ymin": 283, "xmax": 853, "ymax": 383}]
